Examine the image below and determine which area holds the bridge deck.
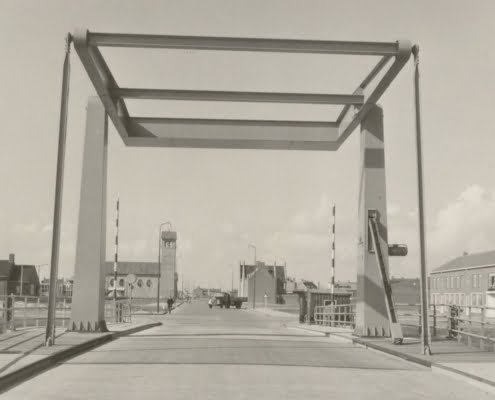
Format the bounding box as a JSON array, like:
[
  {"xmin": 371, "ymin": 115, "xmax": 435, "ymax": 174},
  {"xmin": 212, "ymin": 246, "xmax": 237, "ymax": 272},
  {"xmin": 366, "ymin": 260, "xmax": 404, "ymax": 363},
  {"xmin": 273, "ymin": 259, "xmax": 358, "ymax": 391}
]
[{"xmin": 1, "ymin": 301, "xmax": 493, "ymax": 399}]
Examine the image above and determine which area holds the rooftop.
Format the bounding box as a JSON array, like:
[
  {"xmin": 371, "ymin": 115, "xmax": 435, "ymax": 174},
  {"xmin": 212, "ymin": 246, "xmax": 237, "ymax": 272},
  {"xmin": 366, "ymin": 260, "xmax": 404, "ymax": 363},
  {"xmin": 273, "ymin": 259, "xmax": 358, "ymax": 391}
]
[
  {"xmin": 104, "ymin": 261, "xmax": 159, "ymax": 276},
  {"xmin": 432, "ymin": 250, "xmax": 495, "ymax": 274}
]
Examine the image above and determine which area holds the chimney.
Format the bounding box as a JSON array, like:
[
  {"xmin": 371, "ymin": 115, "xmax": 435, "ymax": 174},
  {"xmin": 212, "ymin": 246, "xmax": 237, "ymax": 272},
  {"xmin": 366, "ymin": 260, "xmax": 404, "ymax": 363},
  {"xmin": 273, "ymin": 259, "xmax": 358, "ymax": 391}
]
[{"xmin": 9, "ymin": 253, "xmax": 15, "ymax": 265}]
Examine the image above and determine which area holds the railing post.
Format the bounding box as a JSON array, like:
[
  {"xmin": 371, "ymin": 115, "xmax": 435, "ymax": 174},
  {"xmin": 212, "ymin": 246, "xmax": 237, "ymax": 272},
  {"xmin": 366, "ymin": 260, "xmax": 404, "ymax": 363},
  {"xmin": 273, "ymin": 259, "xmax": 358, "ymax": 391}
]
[
  {"xmin": 418, "ymin": 304, "xmax": 422, "ymax": 335},
  {"xmin": 1, "ymin": 297, "xmax": 5, "ymax": 332},
  {"xmin": 36, "ymin": 297, "xmax": 40, "ymax": 327},
  {"xmin": 467, "ymin": 306, "xmax": 472, "ymax": 347},
  {"xmin": 480, "ymin": 306, "xmax": 486, "ymax": 351},
  {"xmin": 62, "ymin": 298, "xmax": 67, "ymax": 328},
  {"xmin": 10, "ymin": 294, "xmax": 15, "ymax": 331},
  {"xmin": 432, "ymin": 304, "xmax": 437, "ymax": 337},
  {"xmin": 23, "ymin": 296, "xmax": 27, "ymax": 328},
  {"xmin": 129, "ymin": 298, "xmax": 132, "ymax": 323}
]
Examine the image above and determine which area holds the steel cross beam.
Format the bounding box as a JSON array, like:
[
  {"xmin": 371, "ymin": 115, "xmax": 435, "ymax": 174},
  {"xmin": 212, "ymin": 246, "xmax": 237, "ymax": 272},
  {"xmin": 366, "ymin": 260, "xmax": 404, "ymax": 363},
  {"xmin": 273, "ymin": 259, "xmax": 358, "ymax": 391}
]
[
  {"xmin": 73, "ymin": 29, "xmax": 412, "ymax": 151},
  {"xmin": 89, "ymin": 32, "xmax": 402, "ymax": 55},
  {"xmin": 110, "ymin": 88, "xmax": 365, "ymax": 106}
]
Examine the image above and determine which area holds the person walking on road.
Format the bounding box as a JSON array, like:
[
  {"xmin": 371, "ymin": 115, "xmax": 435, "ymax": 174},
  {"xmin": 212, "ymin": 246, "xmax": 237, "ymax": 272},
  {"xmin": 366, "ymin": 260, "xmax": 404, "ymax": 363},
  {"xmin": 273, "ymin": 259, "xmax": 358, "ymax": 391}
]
[{"xmin": 167, "ymin": 297, "xmax": 174, "ymax": 313}]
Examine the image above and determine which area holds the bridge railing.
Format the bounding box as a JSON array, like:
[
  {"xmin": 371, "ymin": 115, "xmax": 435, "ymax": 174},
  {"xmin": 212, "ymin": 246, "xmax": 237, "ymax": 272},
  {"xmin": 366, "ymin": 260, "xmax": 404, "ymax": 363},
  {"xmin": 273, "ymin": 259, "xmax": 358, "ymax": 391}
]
[
  {"xmin": 314, "ymin": 304, "xmax": 356, "ymax": 329},
  {"xmin": 0, "ymin": 294, "xmax": 71, "ymax": 332},
  {"xmin": 313, "ymin": 301, "xmax": 494, "ymax": 351},
  {"xmin": 394, "ymin": 303, "xmax": 446, "ymax": 337},
  {"xmin": 0, "ymin": 294, "xmax": 136, "ymax": 333},
  {"xmin": 104, "ymin": 299, "xmax": 132, "ymax": 323},
  {"xmin": 445, "ymin": 304, "xmax": 495, "ymax": 351}
]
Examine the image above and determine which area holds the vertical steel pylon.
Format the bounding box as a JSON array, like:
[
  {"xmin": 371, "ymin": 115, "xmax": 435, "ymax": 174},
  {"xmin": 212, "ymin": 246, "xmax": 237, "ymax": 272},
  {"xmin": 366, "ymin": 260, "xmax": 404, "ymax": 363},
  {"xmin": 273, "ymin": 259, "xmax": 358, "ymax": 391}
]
[
  {"xmin": 413, "ymin": 45, "xmax": 432, "ymax": 356},
  {"xmin": 46, "ymin": 33, "xmax": 71, "ymax": 346}
]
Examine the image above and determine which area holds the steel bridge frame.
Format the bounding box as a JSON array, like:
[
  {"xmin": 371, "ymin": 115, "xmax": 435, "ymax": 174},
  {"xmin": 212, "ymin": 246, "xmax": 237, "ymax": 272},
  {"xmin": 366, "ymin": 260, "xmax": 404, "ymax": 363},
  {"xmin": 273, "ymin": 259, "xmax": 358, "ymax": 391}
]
[
  {"xmin": 72, "ymin": 29, "xmax": 411, "ymax": 150},
  {"xmin": 45, "ymin": 29, "xmax": 432, "ymax": 356}
]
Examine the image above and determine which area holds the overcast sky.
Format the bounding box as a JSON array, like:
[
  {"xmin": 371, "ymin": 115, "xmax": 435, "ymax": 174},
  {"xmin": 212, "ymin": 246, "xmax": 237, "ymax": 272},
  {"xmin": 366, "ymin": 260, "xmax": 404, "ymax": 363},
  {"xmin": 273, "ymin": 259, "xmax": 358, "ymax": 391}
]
[{"xmin": 1, "ymin": 1, "xmax": 495, "ymax": 291}]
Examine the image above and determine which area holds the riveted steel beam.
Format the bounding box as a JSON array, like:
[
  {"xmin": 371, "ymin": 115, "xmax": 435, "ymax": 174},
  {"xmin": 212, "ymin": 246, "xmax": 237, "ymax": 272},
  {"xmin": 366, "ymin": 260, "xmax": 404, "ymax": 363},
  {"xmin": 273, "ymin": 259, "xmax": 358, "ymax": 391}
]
[
  {"xmin": 73, "ymin": 29, "xmax": 130, "ymax": 139},
  {"xmin": 111, "ymin": 88, "xmax": 364, "ymax": 105},
  {"xmin": 88, "ymin": 32, "xmax": 401, "ymax": 56},
  {"xmin": 73, "ymin": 29, "xmax": 412, "ymax": 150},
  {"xmin": 125, "ymin": 117, "xmax": 340, "ymax": 150},
  {"xmin": 337, "ymin": 41, "xmax": 412, "ymax": 145}
]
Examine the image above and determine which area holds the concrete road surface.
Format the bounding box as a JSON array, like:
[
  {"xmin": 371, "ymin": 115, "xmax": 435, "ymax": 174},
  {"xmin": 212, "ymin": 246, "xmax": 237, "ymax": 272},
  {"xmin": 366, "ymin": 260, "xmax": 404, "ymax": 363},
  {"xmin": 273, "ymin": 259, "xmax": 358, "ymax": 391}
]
[{"xmin": 2, "ymin": 301, "xmax": 493, "ymax": 399}]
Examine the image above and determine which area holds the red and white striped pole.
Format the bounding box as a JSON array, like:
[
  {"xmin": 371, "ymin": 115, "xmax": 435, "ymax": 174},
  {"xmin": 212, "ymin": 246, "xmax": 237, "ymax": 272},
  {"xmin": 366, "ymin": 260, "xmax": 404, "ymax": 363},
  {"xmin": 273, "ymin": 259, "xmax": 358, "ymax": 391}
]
[
  {"xmin": 330, "ymin": 204, "xmax": 336, "ymax": 298},
  {"xmin": 113, "ymin": 198, "xmax": 120, "ymax": 302}
]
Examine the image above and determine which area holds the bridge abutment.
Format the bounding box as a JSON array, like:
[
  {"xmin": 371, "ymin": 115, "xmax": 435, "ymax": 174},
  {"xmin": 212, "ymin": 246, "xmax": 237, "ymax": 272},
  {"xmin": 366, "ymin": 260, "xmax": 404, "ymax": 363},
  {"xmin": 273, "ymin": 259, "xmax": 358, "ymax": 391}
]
[
  {"xmin": 355, "ymin": 104, "xmax": 391, "ymax": 337},
  {"xmin": 69, "ymin": 96, "xmax": 108, "ymax": 332}
]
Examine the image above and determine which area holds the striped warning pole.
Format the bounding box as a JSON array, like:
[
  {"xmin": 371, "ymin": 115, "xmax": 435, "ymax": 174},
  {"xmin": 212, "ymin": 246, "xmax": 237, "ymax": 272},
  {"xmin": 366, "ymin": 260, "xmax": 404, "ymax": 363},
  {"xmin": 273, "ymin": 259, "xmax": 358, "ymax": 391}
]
[
  {"xmin": 330, "ymin": 204, "xmax": 336, "ymax": 299},
  {"xmin": 113, "ymin": 198, "xmax": 120, "ymax": 302}
]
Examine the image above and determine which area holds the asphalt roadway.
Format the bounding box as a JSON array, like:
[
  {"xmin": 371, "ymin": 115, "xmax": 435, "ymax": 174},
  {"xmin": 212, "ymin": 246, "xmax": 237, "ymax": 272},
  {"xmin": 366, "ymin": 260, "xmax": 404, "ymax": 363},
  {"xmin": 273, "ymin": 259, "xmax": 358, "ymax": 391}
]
[{"xmin": 2, "ymin": 301, "xmax": 493, "ymax": 399}]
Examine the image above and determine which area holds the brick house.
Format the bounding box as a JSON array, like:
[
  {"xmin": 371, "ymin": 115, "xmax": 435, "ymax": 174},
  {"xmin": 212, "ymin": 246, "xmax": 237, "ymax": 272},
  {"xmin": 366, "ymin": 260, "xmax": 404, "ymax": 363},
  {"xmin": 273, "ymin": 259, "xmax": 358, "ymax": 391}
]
[
  {"xmin": 0, "ymin": 254, "xmax": 40, "ymax": 297},
  {"xmin": 430, "ymin": 250, "xmax": 495, "ymax": 316}
]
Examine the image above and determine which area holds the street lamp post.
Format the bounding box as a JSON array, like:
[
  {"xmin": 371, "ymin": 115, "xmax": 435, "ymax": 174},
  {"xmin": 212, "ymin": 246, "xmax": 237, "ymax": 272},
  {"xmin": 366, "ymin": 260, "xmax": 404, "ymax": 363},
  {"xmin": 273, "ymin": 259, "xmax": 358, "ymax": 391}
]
[
  {"xmin": 20, "ymin": 265, "xmax": 24, "ymax": 296},
  {"xmin": 157, "ymin": 221, "xmax": 172, "ymax": 313},
  {"xmin": 248, "ymin": 244, "xmax": 257, "ymax": 309}
]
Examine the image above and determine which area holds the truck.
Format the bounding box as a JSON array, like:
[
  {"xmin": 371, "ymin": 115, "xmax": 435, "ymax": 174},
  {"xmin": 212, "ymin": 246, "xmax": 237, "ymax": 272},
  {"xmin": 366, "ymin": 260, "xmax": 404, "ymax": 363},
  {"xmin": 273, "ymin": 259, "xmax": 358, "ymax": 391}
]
[{"xmin": 211, "ymin": 292, "xmax": 247, "ymax": 309}]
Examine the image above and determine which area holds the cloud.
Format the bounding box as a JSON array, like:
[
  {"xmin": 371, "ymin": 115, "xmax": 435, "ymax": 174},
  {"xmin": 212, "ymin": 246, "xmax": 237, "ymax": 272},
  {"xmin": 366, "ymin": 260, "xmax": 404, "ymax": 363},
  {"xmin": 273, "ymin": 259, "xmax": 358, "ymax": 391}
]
[
  {"xmin": 219, "ymin": 221, "xmax": 249, "ymax": 242},
  {"xmin": 387, "ymin": 203, "xmax": 401, "ymax": 218},
  {"xmin": 429, "ymin": 184, "xmax": 495, "ymax": 266},
  {"xmin": 290, "ymin": 194, "xmax": 330, "ymax": 232},
  {"xmin": 262, "ymin": 194, "xmax": 358, "ymax": 282},
  {"xmin": 41, "ymin": 224, "xmax": 53, "ymax": 233},
  {"xmin": 13, "ymin": 222, "xmax": 39, "ymax": 234}
]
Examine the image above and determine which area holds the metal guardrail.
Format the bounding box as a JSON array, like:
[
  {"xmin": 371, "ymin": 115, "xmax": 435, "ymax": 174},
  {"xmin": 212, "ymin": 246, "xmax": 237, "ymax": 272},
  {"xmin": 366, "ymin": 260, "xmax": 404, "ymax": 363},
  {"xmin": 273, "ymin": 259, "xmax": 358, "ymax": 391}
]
[
  {"xmin": 395, "ymin": 303, "xmax": 443, "ymax": 337},
  {"xmin": 0, "ymin": 295, "xmax": 135, "ymax": 333},
  {"xmin": 444, "ymin": 305, "xmax": 495, "ymax": 350},
  {"xmin": 314, "ymin": 301, "xmax": 494, "ymax": 351},
  {"xmin": 314, "ymin": 304, "xmax": 355, "ymax": 328},
  {"xmin": 104, "ymin": 299, "xmax": 132, "ymax": 323},
  {"xmin": 0, "ymin": 294, "xmax": 71, "ymax": 332}
]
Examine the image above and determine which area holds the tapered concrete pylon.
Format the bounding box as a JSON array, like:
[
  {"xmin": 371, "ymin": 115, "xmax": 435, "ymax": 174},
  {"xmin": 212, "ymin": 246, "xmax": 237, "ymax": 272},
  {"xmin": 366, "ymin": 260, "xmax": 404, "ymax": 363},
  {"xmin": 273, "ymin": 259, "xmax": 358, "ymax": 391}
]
[
  {"xmin": 355, "ymin": 104, "xmax": 391, "ymax": 337},
  {"xmin": 70, "ymin": 97, "xmax": 108, "ymax": 332}
]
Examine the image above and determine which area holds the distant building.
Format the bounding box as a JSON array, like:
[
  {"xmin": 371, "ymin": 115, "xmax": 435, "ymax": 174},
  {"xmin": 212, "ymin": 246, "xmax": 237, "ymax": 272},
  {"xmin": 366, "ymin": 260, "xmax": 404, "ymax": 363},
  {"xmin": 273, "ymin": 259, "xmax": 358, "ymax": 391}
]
[
  {"xmin": 160, "ymin": 231, "xmax": 178, "ymax": 299},
  {"xmin": 286, "ymin": 277, "xmax": 416, "ymax": 305},
  {"xmin": 334, "ymin": 281, "xmax": 357, "ymax": 295},
  {"xmin": 104, "ymin": 230, "xmax": 179, "ymax": 299},
  {"xmin": 0, "ymin": 254, "xmax": 40, "ymax": 296},
  {"xmin": 240, "ymin": 261, "xmax": 287, "ymax": 305},
  {"xmin": 40, "ymin": 278, "xmax": 73, "ymax": 298},
  {"xmin": 104, "ymin": 261, "xmax": 158, "ymax": 298},
  {"xmin": 285, "ymin": 278, "xmax": 317, "ymax": 294},
  {"xmin": 193, "ymin": 287, "xmax": 222, "ymax": 298},
  {"xmin": 430, "ymin": 250, "xmax": 495, "ymax": 315}
]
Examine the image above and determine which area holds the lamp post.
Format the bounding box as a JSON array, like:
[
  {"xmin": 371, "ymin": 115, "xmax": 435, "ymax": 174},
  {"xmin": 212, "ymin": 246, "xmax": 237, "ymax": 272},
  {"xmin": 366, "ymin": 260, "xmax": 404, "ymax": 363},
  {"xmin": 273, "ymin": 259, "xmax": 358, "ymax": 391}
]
[
  {"xmin": 157, "ymin": 221, "xmax": 172, "ymax": 313},
  {"xmin": 20, "ymin": 265, "xmax": 24, "ymax": 296},
  {"xmin": 248, "ymin": 244, "xmax": 257, "ymax": 309}
]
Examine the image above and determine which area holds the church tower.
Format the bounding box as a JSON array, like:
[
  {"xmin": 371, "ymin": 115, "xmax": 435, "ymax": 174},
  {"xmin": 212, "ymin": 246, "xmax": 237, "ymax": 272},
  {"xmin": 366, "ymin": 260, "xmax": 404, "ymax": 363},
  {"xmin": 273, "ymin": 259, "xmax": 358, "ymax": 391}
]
[{"xmin": 160, "ymin": 231, "xmax": 177, "ymax": 299}]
